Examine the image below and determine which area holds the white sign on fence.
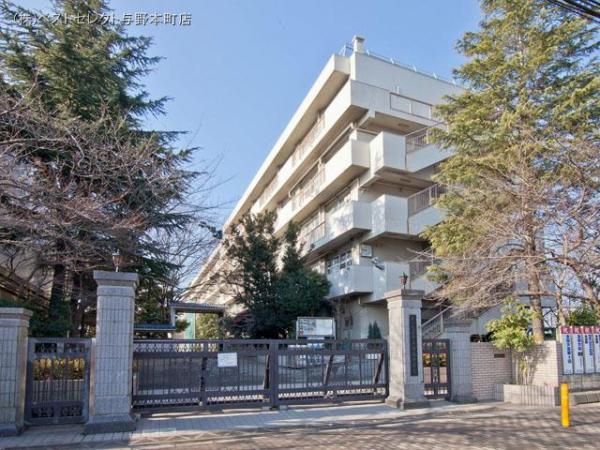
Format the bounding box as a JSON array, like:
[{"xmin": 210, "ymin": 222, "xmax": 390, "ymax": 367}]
[
  {"xmin": 217, "ymin": 352, "xmax": 238, "ymax": 368},
  {"xmin": 561, "ymin": 326, "xmax": 574, "ymax": 375},
  {"xmin": 583, "ymin": 326, "xmax": 595, "ymax": 374}
]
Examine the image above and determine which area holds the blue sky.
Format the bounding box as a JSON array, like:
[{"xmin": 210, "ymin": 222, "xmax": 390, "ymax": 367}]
[{"xmin": 16, "ymin": 0, "xmax": 482, "ymax": 224}]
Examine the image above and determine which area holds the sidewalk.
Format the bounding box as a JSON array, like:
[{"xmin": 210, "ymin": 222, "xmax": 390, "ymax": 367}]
[{"xmin": 0, "ymin": 401, "xmax": 495, "ymax": 449}]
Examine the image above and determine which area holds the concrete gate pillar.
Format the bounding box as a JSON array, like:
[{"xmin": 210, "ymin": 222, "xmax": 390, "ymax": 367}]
[
  {"xmin": 84, "ymin": 271, "xmax": 138, "ymax": 434},
  {"xmin": 0, "ymin": 308, "xmax": 32, "ymax": 436},
  {"xmin": 385, "ymin": 289, "xmax": 429, "ymax": 409},
  {"xmin": 445, "ymin": 321, "xmax": 476, "ymax": 403}
]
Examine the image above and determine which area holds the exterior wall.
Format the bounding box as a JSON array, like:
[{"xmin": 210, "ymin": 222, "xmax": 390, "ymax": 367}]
[
  {"xmin": 518, "ymin": 342, "xmax": 562, "ymax": 387},
  {"xmin": 471, "ymin": 343, "xmax": 511, "ymax": 401}
]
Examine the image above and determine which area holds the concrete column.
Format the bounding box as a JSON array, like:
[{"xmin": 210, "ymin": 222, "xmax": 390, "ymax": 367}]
[
  {"xmin": 445, "ymin": 321, "xmax": 476, "ymax": 403},
  {"xmin": 0, "ymin": 308, "xmax": 32, "ymax": 436},
  {"xmin": 385, "ymin": 289, "xmax": 429, "ymax": 409},
  {"xmin": 84, "ymin": 271, "xmax": 138, "ymax": 434}
]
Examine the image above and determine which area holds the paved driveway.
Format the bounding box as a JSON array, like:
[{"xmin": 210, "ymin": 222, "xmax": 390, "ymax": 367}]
[{"xmin": 2, "ymin": 402, "xmax": 600, "ymax": 449}]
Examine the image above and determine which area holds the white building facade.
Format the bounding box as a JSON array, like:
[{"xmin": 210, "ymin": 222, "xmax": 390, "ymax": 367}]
[{"xmin": 191, "ymin": 37, "xmax": 501, "ymax": 340}]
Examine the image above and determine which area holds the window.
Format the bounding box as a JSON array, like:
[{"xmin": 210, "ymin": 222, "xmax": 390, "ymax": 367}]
[{"xmin": 326, "ymin": 250, "xmax": 353, "ymax": 274}]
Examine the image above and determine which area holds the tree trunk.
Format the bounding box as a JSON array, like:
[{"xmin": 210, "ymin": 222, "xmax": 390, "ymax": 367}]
[
  {"xmin": 48, "ymin": 261, "xmax": 68, "ymax": 336},
  {"xmin": 555, "ymin": 290, "xmax": 567, "ymax": 327},
  {"xmin": 70, "ymin": 272, "xmax": 82, "ymax": 337},
  {"xmin": 526, "ymin": 252, "xmax": 544, "ymax": 343},
  {"xmin": 47, "ymin": 240, "xmax": 71, "ymax": 337}
]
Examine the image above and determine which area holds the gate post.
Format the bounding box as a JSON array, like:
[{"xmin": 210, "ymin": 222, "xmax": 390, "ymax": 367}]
[
  {"xmin": 384, "ymin": 289, "xmax": 429, "ymax": 409},
  {"xmin": 444, "ymin": 321, "xmax": 476, "ymax": 403},
  {"xmin": 84, "ymin": 271, "xmax": 138, "ymax": 434},
  {"xmin": 0, "ymin": 308, "xmax": 32, "ymax": 436}
]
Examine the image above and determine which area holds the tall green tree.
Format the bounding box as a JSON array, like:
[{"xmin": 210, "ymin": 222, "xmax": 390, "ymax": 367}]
[
  {"xmin": 224, "ymin": 213, "xmax": 330, "ymax": 338},
  {"xmin": 224, "ymin": 211, "xmax": 281, "ymax": 338},
  {"xmin": 0, "ymin": 0, "xmax": 206, "ymax": 336},
  {"xmin": 426, "ymin": 0, "xmax": 598, "ymax": 342},
  {"xmin": 277, "ymin": 223, "xmax": 330, "ymax": 335}
]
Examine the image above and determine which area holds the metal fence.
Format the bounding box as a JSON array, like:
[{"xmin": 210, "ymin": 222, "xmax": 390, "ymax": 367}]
[
  {"xmin": 422, "ymin": 339, "xmax": 451, "ymax": 399},
  {"xmin": 25, "ymin": 338, "xmax": 91, "ymax": 425},
  {"xmin": 132, "ymin": 339, "xmax": 388, "ymax": 411}
]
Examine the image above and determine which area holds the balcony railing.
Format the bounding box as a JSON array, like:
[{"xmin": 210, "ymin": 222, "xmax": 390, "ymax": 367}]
[
  {"xmin": 409, "ymin": 259, "xmax": 430, "ymax": 279},
  {"xmin": 407, "ymin": 184, "xmax": 446, "ymax": 216},
  {"xmin": 406, "ymin": 127, "xmax": 432, "ymax": 154},
  {"xmin": 256, "ymin": 174, "xmax": 279, "ymax": 208},
  {"xmin": 291, "ymin": 116, "xmax": 325, "ymax": 168},
  {"xmin": 299, "ymin": 221, "xmax": 326, "ymax": 249},
  {"xmin": 291, "ymin": 169, "xmax": 325, "ymax": 211}
]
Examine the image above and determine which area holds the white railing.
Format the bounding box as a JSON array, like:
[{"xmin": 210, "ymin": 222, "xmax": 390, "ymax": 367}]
[
  {"xmin": 299, "ymin": 221, "xmax": 325, "ymax": 249},
  {"xmin": 406, "ymin": 127, "xmax": 432, "ymax": 154},
  {"xmin": 422, "ymin": 306, "xmax": 454, "ymax": 339},
  {"xmin": 291, "ymin": 116, "xmax": 325, "ymax": 168},
  {"xmin": 338, "ymin": 42, "xmax": 457, "ymax": 86},
  {"xmin": 291, "ymin": 169, "xmax": 325, "ymax": 211},
  {"xmin": 407, "ymin": 184, "xmax": 445, "ymax": 217},
  {"xmin": 255, "ymin": 116, "xmax": 325, "ymax": 211},
  {"xmin": 256, "ymin": 174, "xmax": 279, "ymax": 208}
]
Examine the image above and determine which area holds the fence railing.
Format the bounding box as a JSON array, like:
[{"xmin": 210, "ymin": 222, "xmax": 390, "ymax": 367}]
[
  {"xmin": 132, "ymin": 339, "xmax": 388, "ymax": 411},
  {"xmin": 407, "ymin": 184, "xmax": 446, "ymax": 217}
]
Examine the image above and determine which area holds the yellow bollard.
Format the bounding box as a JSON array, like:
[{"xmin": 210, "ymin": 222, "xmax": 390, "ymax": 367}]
[{"xmin": 561, "ymin": 383, "xmax": 570, "ymax": 428}]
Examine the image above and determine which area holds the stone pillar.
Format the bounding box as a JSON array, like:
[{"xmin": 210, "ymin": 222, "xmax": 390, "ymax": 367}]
[
  {"xmin": 445, "ymin": 321, "xmax": 476, "ymax": 403},
  {"xmin": 0, "ymin": 308, "xmax": 32, "ymax": 436},
  {"xmin": 84, "ymin": 271, "xmax": 138, "ymax": 434},
  {"xmin": 385, "ymin": 289, "xmax": 429, "ymax": 409}
]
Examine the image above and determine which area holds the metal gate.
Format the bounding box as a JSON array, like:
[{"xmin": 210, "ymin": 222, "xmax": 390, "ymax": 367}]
[
  {"xmin": 25, "ymin": 338, "xmax": 91, "ymax": 425},
  {"xmin": 132, "ymin": 339, "xmax": 388, "ymax": 411},
  {"xmin": 422, "ymin": 339, "xmax": 450, "ymax": 399}
]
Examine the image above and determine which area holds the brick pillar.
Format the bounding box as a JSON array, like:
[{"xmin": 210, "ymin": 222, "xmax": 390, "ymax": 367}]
[
  {"xmin": 0, "ymin": 308, "xmax": 32, "ymax": 436},
  {"xmin": 445, "ymin": 321, "xmax": 476, "ymax": 403},
  {"xmin": 385, "ymin": 289, "xmax": 429, "ymax": 409},
  {"xmin": 84, "ymin": 271, "xmax": 138, "ymax": 434}
]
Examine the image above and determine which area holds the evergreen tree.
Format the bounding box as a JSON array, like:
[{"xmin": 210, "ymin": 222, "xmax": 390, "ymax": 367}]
[
  {"xmin": 0, "ymin": 0, "xmax": 202, "ymax": 336},
  {"xmin": 277, "ymin": 222, "xmax": 330, "ymax": 336},
  {"xmin": 195, "ymin": 313, "xmax": 222, "ymax": 339},
  {"xmin": 427, "ymin": 0, "xmax": 598, "ymax": 342},
  {"xmin": 224, "ymin": 213, "xmax": 330, "ymax": 338},
  {"xmin": 225, "ymin": 211, "xmax": 281, "ymax": 338}
]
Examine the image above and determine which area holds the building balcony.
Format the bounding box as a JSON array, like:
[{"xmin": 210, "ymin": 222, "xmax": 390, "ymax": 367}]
[
  {"xmin": 326, "ymin": 264, "xmax": 373, "ymax": 299},
  {"xmin": 365, "ymin": 128, "xmax": 450, "ymax": 187},
  {"xmin": 366, "ymin": 184, "xmax": 445, "ymax": 240},
  {"xmin": 327, "ymin": 260, "xmax": 440, "ymax": 302},
  {"xmin": 407, "ymin": 184, "xmax": 445, "ymax": 235},
  {"xmin": 300, "ymin": 201, "xmax": 371, "ymax": 255},
  {"xmin": 274, "ymin": 138, "xmax": 369, "ymax": 232}
]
